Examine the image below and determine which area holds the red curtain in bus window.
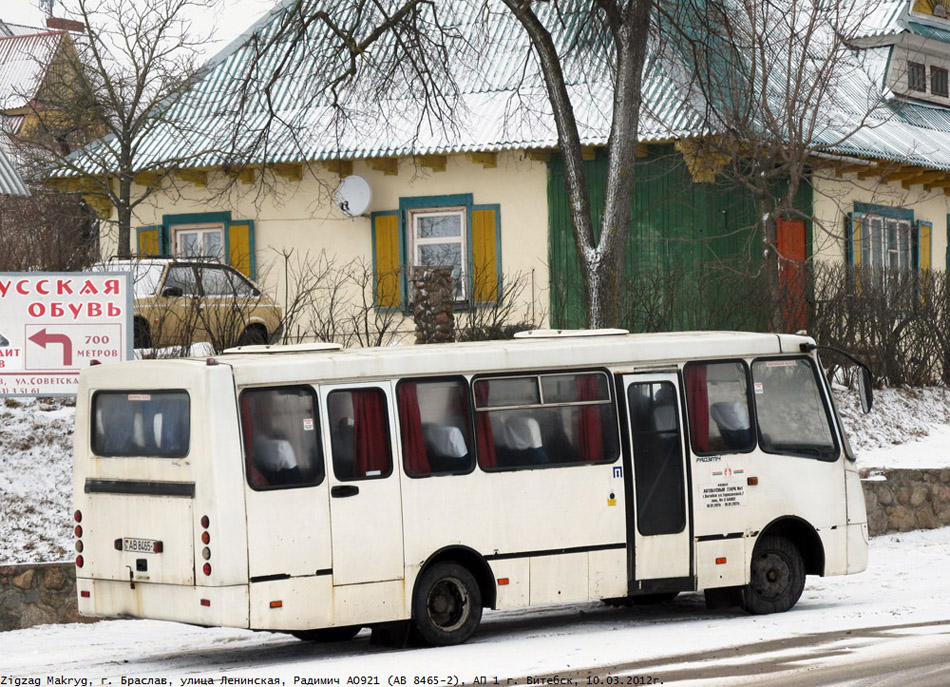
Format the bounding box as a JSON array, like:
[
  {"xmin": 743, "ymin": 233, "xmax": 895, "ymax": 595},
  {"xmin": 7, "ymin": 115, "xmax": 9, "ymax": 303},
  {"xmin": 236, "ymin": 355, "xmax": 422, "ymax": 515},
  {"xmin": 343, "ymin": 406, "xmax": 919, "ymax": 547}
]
[
  {"xmin": 577, "ymin": 374, "xmax": 604, "ymax": 461},
  {"xmin": 474, "ymin": 381, "xmax": 497, "ymax": 468},
  {"xmin": 684, "ymin": 365, "xmax": 709, "ymax": 453},
  {"xmin": 239, "ymin": 393, "xmax": 269, "ymax": 487},
  {"xmin": 397, "ymin": 382, "xmax": 430, "ymax": 475},
  {"xmin": 353, "ymin": 389, "xmax": 391, "ymax": 477}
]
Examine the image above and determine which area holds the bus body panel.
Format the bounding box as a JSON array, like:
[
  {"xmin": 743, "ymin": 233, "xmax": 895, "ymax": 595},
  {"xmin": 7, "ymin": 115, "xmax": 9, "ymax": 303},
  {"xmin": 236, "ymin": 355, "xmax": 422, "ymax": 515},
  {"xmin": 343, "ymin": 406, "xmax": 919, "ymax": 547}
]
[
  {"xmin": 244, "ymin": 483, "xmax": 332, "ymax": 580},
  {"xmin": 76, "ymin": 578, "xmax": 250, "ymax": 628}
]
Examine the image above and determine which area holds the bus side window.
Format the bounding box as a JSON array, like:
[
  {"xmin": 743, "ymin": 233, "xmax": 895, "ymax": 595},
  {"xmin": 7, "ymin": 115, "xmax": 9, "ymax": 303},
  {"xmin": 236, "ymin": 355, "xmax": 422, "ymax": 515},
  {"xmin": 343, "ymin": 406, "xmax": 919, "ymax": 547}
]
[
  {"xmin": 684, "ymin": 361, "xmax": 755, "ymax": 455},
  {"xmin": 397, "ymin": 378, "xmax": 473, "ymax": 477},
  {"xmin": 240, "ymin": 386, "xmax": 324, "ymax": 490},
  {"xmin": 328, "ymin": 389, "xmax": 393, "ymax": 481},
  {"xmin": 473, "ymin": 371, "xmax": 618, "ymax": 470}
]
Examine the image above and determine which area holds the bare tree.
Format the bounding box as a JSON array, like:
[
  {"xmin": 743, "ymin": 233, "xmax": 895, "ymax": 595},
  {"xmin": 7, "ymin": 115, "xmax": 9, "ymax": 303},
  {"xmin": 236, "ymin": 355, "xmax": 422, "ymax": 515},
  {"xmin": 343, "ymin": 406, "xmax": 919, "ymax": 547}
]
[
  {"xmin": 18, "ymin": 0, "xmax": 224, "ymax": 259},
  {"xmin": 662, "ymin": 0, "xmax": 887, "ymax": 331},
  {"xmin": 229, "ymin": 0, "xmax": 656, "ymax": 329}
]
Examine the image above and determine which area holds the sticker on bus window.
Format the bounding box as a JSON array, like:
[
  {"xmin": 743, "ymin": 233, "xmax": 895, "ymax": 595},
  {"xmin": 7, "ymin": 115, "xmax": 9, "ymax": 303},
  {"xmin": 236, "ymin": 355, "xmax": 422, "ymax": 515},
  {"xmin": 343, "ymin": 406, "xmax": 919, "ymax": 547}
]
[
  {"xmin": 754, "ymin": 382, "xmax": 764, "ymax": 394},
  {"xmin": 303, "ymin": 418, "xmax": 314, "ymax": 431},
  {"xmin": 765, "ymin": 360, "xmax": 798, "ymax": 367},
  {"xmin": 128, "ymin": 394, "xmax": 152, "ymax": 402}
]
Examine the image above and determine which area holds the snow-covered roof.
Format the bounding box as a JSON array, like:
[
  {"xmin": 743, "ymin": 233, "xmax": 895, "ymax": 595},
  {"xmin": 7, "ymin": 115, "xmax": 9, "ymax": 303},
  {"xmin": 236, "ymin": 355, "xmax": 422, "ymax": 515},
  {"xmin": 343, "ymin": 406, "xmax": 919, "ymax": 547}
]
[
  {"xmin": 0, "ymin": 29, "xmax": 64, "ymax": 112},
  {"xmin": 56, "ymin": 0, "xmax": 950, "ymax": 177}
]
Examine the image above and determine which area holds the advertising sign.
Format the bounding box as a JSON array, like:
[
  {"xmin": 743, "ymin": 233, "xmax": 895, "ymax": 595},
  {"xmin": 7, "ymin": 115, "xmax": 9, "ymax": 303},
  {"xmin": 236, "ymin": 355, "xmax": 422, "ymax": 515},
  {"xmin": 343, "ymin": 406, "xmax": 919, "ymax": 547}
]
[{"xmin": 0, "ymin": 272, "xmax": 133, "ymax": 396}]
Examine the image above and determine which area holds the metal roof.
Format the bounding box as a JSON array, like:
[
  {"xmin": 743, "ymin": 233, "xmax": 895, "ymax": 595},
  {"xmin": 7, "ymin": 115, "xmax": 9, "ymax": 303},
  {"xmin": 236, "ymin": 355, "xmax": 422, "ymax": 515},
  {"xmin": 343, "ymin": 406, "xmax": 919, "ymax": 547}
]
[
  {"xmin": 0, "ymin": 143, "xmax": 29, "ymax": 195},
  {"xmin": 59, "ymin": 0, "xmax": 950, "ymax": 176},
  {"xmin": 0, "ymin": 30, "xmax": 63, "ymax": 112}
]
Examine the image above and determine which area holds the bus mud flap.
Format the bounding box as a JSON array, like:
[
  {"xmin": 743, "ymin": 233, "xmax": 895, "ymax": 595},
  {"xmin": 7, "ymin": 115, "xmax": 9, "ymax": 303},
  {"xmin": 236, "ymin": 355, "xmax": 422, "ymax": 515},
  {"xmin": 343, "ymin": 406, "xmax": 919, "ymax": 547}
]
[{"xmin": 370, "ymin": 620, "xmax": 410, "ymax": 648}]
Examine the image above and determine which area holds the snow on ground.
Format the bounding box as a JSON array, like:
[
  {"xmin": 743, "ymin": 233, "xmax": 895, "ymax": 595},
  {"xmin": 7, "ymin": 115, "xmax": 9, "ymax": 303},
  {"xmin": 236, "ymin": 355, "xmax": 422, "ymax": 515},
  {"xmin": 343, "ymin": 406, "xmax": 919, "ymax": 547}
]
[
  {"xmin": 2, "ymin": 527, "xmax": 950, "ymax": 681},
  {"xmin": 2, "ymin": 385, "xmax": 950, "ymax": 565}
]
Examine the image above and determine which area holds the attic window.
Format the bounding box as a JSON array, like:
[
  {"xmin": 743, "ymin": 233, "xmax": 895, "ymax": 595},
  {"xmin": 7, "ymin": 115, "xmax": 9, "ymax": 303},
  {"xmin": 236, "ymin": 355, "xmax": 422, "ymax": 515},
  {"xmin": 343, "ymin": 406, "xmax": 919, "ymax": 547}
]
[
  {"xmin": 933, "ymin": 66, "xmax": 948, "ymax": 97},
  {"xmin": 909, "ymin": 62, "xmax": 927, "ymax": 92}
]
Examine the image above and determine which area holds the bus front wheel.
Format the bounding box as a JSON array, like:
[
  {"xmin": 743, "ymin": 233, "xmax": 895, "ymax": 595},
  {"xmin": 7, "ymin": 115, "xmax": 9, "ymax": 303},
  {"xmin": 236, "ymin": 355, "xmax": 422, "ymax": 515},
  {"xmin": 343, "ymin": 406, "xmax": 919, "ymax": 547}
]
[
  {"xmin": 741, "ymin": 535, "xmax": 805, "ymax": 615},
  {"xmin": 411, "ymin": 562, "xmax": 482, "ymax": 646}
]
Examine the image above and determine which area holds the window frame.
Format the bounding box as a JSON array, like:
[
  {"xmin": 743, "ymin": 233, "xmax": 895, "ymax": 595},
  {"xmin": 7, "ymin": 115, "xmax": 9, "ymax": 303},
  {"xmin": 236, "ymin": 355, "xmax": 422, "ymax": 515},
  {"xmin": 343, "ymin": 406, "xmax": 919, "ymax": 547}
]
[
  {"xmin": 682, "ymin": 359, "xmax": 757, "ymax": 457},
  {"xmin": 239, "ymin": 384, "xmax": 326, "ymax": 491},
  {"xmin": 861, "ymin": 213, "xmax": 914, "ymax": 293},
  {"xmin": 407, "ymin": 205, "xmax": 469, "ymax": 303},
  {"xmin": 933, "ymin": 65, "xmax": 949, "ymax": 97},
  {"xmin": 327, "ymin": 387, "xmax": 395, "ymax": 482},
  {"xmin": 396, "ymin": 375, "xmax": 477, "ymax": 479},
  {"xmin": 91, "ymin": 389, "xmax": 191, "ymax": 459},
  {"xmin": 909, "ymin": 61, "xmax": 927, "ymax": 92},
  {"xmin": 750, "ymin": 355, "xmax": 841, "ymax": 463},
  {"xmin": 472, "ymin": 368, "xmax": 621, "ymax": 472},
  {"xmin": 172, "ymin": 223, "xmax": 225, "ymax": 261}
]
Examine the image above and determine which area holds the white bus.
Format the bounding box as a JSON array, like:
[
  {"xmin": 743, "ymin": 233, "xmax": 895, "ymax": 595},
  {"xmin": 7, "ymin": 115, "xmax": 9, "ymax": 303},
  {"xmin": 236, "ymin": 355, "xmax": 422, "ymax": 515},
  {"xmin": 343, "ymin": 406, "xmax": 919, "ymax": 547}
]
[{"xmin": 72, "ymin": 330, "xmax": 871, "ymax": 646}]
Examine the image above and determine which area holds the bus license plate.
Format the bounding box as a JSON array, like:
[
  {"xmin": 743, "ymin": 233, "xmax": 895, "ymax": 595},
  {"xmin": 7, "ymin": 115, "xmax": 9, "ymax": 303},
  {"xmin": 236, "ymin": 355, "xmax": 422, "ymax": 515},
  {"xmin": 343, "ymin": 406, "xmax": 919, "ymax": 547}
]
[{"xmin": 123, "ymin": 538, "xmax": 161, "ymax": 554}]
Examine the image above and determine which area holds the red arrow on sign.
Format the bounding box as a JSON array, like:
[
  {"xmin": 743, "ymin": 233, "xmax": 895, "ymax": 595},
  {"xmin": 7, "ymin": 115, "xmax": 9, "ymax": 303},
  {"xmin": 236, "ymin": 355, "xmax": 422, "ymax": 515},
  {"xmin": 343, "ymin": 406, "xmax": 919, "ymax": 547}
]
[{"xmin": 28, "ymin": 328, "xmax": 73, "ymax": 366}]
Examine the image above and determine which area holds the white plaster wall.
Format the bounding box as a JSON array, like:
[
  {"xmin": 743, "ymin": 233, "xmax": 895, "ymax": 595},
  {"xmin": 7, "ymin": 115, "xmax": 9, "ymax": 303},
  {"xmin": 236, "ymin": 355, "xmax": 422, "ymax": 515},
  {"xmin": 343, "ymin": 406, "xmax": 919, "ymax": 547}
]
[
  {"xmin": 106, "ymin": 151, "xmax": 551, "ymax": 342},
  {"xmin": 812, "ymin": 170, "xmax": 949, "ymax": 269}
]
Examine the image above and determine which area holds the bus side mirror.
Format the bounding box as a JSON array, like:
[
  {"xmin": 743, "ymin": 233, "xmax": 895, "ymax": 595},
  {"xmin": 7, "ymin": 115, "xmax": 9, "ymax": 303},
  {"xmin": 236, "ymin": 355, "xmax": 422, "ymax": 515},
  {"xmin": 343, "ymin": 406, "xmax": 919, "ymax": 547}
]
[
  {"xmin": 857, "ymin": 367, "xmax": 873, "ymax": 414},
  {"xmin": 161, "ymin": 286, "xmax": 184, "ymax": 298}
]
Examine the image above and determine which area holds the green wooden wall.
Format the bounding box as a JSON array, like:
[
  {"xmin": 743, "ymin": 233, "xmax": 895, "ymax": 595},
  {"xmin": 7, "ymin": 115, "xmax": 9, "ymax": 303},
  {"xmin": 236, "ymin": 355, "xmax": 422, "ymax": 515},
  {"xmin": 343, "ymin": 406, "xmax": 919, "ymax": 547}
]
[{"xmin": 547, "ymin": 145, "xmax": 813, "ymax": 330}]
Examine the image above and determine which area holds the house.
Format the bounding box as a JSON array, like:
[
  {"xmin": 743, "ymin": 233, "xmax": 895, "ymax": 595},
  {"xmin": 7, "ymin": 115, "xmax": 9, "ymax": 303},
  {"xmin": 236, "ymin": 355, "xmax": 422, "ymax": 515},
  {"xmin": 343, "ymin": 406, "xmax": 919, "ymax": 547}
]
[{"xmin": 75, "ymin": 0, "xmax": 950, "ymax": 340}]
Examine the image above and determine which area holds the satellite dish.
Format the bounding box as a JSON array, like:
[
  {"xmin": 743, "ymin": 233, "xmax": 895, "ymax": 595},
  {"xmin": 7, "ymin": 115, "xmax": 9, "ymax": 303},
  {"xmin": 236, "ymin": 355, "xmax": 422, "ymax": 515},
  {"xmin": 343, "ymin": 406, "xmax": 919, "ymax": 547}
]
[{"xmin": 336, "ymin": 175, "xmax": 372, "ymax": 217}]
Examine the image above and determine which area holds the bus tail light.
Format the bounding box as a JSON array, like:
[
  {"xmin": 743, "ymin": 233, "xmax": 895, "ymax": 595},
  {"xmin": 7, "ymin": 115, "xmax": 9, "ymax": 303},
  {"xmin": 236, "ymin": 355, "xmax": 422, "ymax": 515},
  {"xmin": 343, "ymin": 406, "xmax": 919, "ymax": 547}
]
[
  {"xmin": 74, "ymin": 510, "xmax": 82, "ymax": 523},
  {"xmin": 270, "ymin": 600, "xmax": 282, "ymax": 609},
  {"xmin": 200, "ymin": 599, "xmax": 211, "ymax": 607},
  {"xmin": 716, "ymin": 557, "xmax": 727, "ymax": 565},
  {"xmin": 80, "ymin": 590, "xmax": 90, "ymax": 598},
  {"xmin": 76, "ymin": 555, "xmax": 84, "ymax": 568},
  {"xmin": 203, "ymin": 563, "xmax": 212, "ymax": 576}
]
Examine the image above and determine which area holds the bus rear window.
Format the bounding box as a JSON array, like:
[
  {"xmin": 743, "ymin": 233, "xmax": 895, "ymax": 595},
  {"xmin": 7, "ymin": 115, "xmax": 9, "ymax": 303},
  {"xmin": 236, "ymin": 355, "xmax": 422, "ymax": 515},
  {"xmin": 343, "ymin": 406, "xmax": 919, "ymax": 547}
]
[{"xmin": 92, "ymin": 391, "xmax": 190, "ymax": 457}]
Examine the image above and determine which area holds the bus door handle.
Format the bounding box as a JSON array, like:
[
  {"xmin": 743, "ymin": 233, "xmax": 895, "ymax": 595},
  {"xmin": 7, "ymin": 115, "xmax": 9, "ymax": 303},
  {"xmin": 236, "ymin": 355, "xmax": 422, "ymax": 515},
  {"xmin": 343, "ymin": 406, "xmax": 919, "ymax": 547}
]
[{"xmin": 331, "ymin": 485, "xmax": 360, "ymax": 498}]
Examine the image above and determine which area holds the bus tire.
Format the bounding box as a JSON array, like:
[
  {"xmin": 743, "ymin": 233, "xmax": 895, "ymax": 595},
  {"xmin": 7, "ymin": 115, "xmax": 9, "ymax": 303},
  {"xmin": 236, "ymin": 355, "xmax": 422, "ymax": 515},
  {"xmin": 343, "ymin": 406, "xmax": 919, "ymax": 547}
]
[
  {"xmin": 411, "ymin": 562, "xmax": 482, "ymax": 646},
  {"xmin": 741, "ymin": 535, "xmax": 805, "ymax": 615},
  {"xmin": 291, "ymin": 625, "xmax": 361, "ymax": 643}
]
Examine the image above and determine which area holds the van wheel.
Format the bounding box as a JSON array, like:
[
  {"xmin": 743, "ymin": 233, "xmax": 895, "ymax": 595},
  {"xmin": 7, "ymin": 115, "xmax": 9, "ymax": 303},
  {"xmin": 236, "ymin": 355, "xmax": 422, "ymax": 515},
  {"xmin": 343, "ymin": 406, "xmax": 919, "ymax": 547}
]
[
  {"xmin": 133, "ymin": 318, "xmax": 152, "ymax": 349},
  {"xmin": 411, "ymin": 562, "xmax": 482, "ymax": 646},
  {"xmin": 291, "ymin": 625, "xmax": 361, "ymax": 642},
  {"xmin": 741, "ymin": 535, "xmax": 805, "ymax": 615},
  {"xmin": 238, "ymin": 324, "xmax": 268, "ymax": 346}
]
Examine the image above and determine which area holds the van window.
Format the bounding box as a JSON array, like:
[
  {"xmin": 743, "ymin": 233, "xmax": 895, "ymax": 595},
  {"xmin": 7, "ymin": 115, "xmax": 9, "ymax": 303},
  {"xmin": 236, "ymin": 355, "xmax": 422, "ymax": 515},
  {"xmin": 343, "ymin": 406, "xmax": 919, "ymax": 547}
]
[
  {"xmin": 684, "ymin": 361, "xmax": 754, "ymax": 454},
  {"xmin": 328, "ymin": 388, "xmax": 393, "ymax": 481},
  {"xmin": 397, "ymin": 378, "xmax": 473, "ymax": 477},
  {"xmin": 92, "ymin": 391, "xmax": 190, "ymax": 457},
  {"xmin": 240, "ymin": 386, "xmax": 324, "ymax": 489},
  {"xmin": 473, "ymin": 371, "xmax": 619, "ymax": 470},
  {"xmin": 752, "ymin": 358, "xmax": 838, "ymax": 461}
]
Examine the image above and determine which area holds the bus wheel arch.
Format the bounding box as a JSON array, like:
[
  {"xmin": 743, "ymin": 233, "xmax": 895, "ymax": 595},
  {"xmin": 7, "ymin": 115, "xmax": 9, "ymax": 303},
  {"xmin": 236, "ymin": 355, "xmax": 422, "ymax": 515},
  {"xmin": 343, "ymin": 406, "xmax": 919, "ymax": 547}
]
[
  {"xmin": 418, "ymin": 546, "xmax": 497, "ymax": 609},
  {"xmin": 410, "ymin": 547, "xmax": 493, "ymax": 647},
  {"xmin": 757, "ymin": 516, "xmax": 825, "ymax": 576}
]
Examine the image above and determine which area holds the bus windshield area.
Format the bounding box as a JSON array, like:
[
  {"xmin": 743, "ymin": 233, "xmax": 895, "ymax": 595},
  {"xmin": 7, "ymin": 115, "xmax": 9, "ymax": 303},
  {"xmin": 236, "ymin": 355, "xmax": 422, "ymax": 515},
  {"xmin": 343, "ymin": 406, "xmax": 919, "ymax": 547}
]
[{"xmin": 92, "ymin": 391, "xmax": 190, "ymax": 457}]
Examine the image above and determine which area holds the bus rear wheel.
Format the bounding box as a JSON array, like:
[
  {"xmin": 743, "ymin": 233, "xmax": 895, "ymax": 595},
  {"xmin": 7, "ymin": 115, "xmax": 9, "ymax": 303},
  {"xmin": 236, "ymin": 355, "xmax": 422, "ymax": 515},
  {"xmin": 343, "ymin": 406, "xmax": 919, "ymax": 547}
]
[
  {"xmin": 411, "ymin": 562, "xmax": 482, "ymax": 646},
  {"xmin": 291, "ymin": 625, "xmax": 361, "ymax": 643},
  {"xmin": 741, "ymin": 535, "xmax": 805, "ymax": 615}
]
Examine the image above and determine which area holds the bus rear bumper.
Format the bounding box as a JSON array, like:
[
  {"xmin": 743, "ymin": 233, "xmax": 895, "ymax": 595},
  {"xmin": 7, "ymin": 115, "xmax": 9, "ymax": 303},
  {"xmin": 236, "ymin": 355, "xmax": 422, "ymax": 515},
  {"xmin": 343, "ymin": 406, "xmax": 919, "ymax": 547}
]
[{"xmin": 76, "ymin": 578, "xmax": 249, "ymax": 629}]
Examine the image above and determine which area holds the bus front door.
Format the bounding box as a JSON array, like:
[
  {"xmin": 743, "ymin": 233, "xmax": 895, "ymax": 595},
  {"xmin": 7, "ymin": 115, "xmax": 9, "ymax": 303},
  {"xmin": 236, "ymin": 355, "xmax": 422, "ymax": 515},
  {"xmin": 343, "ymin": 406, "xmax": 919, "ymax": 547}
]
[
  {"xmin": 622, "ymin": 373, "xmax": 692, "ymax": 588},
  {"xmin": 321, "ymin": 382, "xmax": 405, "ymax": 586}
]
